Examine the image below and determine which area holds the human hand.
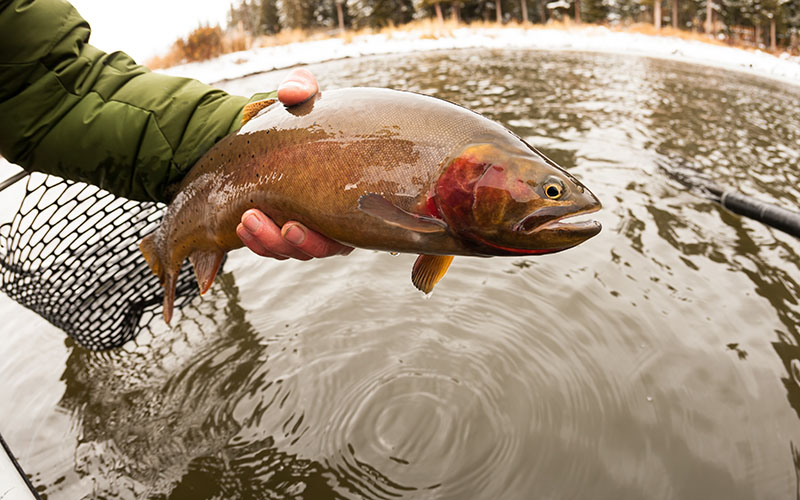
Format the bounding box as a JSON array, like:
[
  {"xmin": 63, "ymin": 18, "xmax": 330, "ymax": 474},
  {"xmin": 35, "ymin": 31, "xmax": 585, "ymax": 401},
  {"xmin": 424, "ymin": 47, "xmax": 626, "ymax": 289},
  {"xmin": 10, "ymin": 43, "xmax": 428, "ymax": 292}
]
[{"xmin": 236, "ymin": 69, "xmax": 354, "ymax": 260}]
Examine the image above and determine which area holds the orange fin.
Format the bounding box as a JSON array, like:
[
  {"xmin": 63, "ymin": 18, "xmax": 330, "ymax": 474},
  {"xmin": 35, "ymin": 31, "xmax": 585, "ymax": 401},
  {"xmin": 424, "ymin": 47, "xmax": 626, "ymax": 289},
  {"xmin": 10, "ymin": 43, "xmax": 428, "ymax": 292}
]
[
  {"xmin": 241, "ymin": 99, "xmax": 277, "ymax": 126},
  {"xmin": 358, "ymin": 193, "xmax": 447, "ymax": 233},
  {"xmin": 412, "ymin": 254, "xmax": 454, "ymax": 294},
  {"xmin": 189, "ymin": 249, "xmax": 225, "ymax": 295}
]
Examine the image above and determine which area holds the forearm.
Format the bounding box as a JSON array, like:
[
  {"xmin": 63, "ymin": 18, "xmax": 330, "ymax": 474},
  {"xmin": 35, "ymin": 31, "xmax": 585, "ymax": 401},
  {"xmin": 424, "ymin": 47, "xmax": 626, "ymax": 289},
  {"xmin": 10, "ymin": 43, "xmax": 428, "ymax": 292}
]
[{"xmin": 0, "ymin": 0, "xmax": 269, "ymax": 203}]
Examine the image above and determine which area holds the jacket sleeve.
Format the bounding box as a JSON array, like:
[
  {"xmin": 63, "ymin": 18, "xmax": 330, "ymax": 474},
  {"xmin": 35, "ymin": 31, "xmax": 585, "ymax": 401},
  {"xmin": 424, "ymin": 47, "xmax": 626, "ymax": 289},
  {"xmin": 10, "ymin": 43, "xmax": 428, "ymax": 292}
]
[{"xmin": 0, "ymin": 0, "xmax": 275, "ymax": 203}]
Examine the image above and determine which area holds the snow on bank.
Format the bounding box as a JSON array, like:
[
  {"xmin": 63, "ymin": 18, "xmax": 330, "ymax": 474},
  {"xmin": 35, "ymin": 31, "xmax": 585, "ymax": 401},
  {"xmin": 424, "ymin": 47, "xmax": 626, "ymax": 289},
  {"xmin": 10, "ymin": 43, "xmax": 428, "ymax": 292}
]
[{"xmin": 159, "ymin": 25, "xmax": 800, "ymax": 87}]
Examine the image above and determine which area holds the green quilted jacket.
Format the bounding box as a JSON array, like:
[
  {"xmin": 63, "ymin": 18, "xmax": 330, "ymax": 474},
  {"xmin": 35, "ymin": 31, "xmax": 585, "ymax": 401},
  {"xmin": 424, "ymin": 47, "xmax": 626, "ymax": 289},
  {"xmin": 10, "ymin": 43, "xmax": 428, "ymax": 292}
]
[{"xmin": 0, "ymin": 0, "xmax": 274, "ymax": 203}]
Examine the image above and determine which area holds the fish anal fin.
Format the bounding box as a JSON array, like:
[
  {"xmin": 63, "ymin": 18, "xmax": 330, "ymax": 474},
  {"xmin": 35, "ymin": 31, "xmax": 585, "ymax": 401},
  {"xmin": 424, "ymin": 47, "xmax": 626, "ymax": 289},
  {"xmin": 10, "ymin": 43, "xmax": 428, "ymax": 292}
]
[
  {"xmin": 241, "ymin": 99, "xmax": 277, "ymax": 126},
  {"xmin": 358, "ymin": 193, "xmax": 447, "ymax": 234},
  {"xmin": 189, "ymin": 249, "xmax": 225, "ymax": 295},
  {"xmin": 412, "ymin": 254, "xmax": 454, "ymax": 294}
]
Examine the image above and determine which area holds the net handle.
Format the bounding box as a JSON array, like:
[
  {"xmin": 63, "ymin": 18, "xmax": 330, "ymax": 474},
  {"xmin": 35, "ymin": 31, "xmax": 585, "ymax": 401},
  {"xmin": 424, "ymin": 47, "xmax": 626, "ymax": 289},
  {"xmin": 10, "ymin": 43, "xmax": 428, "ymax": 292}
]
[{"xmin": 0, "ymin": 171, "xmax": 29, "ymax": 193}]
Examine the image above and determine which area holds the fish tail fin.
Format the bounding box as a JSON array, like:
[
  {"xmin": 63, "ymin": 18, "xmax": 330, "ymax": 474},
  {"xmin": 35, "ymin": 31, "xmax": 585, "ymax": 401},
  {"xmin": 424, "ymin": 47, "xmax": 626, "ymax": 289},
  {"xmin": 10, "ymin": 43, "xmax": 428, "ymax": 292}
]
[
  {"xmin": 140, "ymin": 232, "xmax": 178, "ymax": 325},
  {"xmin": 162, "ymin": 271, "xmax": 177, "ymax": 325},
  {"xmin": 140, "ymin": 233, "xmax": 164, "ymax": 283}
]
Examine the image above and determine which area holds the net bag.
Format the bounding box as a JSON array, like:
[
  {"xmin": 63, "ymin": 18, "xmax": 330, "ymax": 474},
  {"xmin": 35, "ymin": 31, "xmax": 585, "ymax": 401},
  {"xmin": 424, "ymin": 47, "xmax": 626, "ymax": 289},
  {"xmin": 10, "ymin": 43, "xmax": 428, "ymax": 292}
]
[{"xmin": 0, "ymin": 173, "xmax": 200, "ymax": 350}]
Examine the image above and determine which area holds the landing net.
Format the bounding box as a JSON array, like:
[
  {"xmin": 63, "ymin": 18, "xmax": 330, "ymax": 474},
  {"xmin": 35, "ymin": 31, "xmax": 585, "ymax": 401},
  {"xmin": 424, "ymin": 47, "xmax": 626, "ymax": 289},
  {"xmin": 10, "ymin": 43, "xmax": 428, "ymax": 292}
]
[{"xmin": 0, "ymin": 174, "xmax": 199, "ymax": 350}]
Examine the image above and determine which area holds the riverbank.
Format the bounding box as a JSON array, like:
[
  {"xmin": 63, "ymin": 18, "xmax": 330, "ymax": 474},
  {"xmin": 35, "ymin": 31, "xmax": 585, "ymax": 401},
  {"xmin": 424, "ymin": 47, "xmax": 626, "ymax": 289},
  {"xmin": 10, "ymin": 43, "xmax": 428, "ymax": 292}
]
[{"xmin": 157, "ymin": 22, "xmax": 800, "ymax": 87}]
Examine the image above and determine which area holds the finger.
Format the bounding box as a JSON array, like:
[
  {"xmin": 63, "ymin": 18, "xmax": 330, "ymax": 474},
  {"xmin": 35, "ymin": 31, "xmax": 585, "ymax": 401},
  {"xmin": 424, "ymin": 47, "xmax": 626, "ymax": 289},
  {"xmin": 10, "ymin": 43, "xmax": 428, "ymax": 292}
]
[
  {"xmin": 236, "ymin": 224, "xmax": 287, "ymax": 260},
  {"xmin": 281, "ymin": 221, "xmax": 354, "ymax": 258},
  {"xmin": 277, "ymin": 68, "xmax": 319, "ymax": 106},
  {"xmin": 240, "ymin": 210, "xmax": 312, "ymax": 260}
]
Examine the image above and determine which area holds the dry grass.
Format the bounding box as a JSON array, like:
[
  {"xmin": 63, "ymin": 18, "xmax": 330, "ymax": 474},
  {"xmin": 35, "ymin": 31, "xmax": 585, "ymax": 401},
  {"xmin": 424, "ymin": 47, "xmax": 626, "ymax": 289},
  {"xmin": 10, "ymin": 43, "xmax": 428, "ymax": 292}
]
[
  {"xmin": 146, "ymin": 18, "xmax": 792, "ymax": 70},
  {"xmin": 620, "ymin": 23, "xmax": 728, "ymax": 46}
]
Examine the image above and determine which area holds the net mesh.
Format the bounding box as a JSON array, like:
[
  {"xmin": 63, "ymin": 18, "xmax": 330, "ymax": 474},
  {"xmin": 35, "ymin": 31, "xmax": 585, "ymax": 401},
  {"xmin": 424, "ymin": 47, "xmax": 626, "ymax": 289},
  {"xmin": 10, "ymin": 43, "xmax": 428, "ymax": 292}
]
[{"xmin": 0, "ymin": 173, "xmax": 200, "ymax": 350}]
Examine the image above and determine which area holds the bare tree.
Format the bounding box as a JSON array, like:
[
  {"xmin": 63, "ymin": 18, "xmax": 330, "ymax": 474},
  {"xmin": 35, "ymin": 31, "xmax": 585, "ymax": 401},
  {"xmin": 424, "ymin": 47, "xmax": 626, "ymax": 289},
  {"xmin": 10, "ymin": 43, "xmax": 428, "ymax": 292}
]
[
  {"xmin": 768, "ymin": 12, "xmax": 776, "ymax": 50},
  {"xmin": 496, "ymin": 0, "xmax": 503, "ymax": 23},
  {"xmin": 574, "ymin": 0, "xmax": 581, "ymax": 23},
  {"xmin": 654, "ymin": 0, "xmax": 661, "ymax": 28},
  {"xmin": 672, "ymin": 0, "xmax": 678, "ymax": 28},
  {"xmin": 336, "ymin": 0, "xmax": 345, "ymax": 31},
  {"xmin": 521, "ymin": 0, "xmax": 529, "ymax": 23}
]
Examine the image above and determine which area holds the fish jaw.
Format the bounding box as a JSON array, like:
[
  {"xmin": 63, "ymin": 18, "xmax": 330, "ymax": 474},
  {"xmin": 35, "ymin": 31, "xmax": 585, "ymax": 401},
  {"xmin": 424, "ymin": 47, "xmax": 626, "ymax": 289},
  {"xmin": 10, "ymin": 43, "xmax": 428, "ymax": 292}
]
[
  {"xmin": 521, "ymin": 204, "xmax": 602, "ymax": 250},
  {"xmin": 508, "ymin": 181, "xmax": 602, "ymax": 250}
]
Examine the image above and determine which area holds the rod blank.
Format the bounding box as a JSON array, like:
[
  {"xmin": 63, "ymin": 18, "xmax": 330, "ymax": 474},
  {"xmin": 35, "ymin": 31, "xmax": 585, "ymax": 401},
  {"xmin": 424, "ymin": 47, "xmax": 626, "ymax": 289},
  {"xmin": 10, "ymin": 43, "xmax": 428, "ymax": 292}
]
[{"xmin": 720, "ymin": 191, "xmax": 800, "ymax": 239}]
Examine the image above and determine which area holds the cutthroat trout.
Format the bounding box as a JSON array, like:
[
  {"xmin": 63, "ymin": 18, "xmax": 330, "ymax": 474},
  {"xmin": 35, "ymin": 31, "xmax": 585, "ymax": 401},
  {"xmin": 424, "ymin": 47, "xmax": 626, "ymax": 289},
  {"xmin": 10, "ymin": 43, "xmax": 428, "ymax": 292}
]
[{"xmin": 140, "ymin": 88, "xmax": 602, "ymax": 323}]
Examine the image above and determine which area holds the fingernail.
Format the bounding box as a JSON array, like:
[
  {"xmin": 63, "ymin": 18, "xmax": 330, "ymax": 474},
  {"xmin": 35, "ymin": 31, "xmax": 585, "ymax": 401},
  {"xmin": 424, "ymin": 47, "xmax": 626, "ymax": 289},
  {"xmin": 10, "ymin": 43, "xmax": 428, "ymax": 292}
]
[
  {"xmin": 243, "ymin": 214, "xmax": 261, "ymax": 232},
  {"xmin": 282, "ymin": 81, "xmax": 305, "ymax": 91},
  {"xmin": 283, "ymin": 224, "xmax": 306, "ymax": 245}
]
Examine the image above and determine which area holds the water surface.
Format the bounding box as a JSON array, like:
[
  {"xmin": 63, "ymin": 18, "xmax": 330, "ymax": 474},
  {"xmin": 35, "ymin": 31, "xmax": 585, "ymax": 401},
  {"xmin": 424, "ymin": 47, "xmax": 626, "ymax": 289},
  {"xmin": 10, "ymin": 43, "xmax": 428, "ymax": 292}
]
[{"xmin": 1, "ymin": 49, "xmax": 799, "ymax": 499}]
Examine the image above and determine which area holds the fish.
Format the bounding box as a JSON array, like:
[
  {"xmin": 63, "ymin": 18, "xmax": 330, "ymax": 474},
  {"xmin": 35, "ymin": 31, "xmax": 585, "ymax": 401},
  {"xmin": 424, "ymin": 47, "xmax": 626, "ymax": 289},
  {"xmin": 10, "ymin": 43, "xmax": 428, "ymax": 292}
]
[{"xmin": 140, "ymin": 87, "xmax": 602, "ymax": 323}]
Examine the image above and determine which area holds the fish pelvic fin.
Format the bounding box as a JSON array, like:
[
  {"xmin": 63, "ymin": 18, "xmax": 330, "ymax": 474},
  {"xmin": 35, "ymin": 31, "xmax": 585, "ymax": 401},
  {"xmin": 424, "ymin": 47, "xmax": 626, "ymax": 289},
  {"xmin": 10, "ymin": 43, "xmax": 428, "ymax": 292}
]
[
  {"xmin": 189, "ymin": 249, "xmax": 225, "ymax": 295},
  {"xmin": 140, "ymin": 232, "xmax": 178, "ymax": 325},
  {"xmin": 241, "ymin": 99, "xmax": 277, "ymax": 126},
  {"xmin": 412, "ymin": 254, "xmax": 454, "ymax": 294},
  {"xmin": 358, "ymin": 193, "xmax": 447, "ymax": 234}
]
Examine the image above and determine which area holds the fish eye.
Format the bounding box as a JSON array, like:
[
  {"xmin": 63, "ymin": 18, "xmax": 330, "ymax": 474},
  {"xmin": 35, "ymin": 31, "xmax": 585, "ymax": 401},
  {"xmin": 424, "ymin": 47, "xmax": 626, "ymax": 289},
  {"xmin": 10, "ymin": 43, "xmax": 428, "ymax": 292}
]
[{"xmin": 544, "ymin": 181, "xmax": 564, "ymax": 200}]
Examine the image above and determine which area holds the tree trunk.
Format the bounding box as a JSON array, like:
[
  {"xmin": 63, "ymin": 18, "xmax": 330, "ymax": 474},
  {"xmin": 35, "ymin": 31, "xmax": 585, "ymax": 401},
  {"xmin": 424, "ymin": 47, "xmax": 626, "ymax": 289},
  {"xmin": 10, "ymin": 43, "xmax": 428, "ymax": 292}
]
[
  {"xmin": 705, "ymin": 0, "xmax": 713, "ymax": 35},
  {"xmin": 496, "ymin": 0, "xmax": 502, "ymax": 23},
  {"xmin": 574, "ymin": 0, "xmax": 581, "ymax": 23},
  {"xmin": 672, "ymin": 0, "xmax": 678, "ymax": 29},
  {"xmin": 520, "ymin": 0, "xmax": 529, "ymax": 23},
  {"xmin": 770, "ymin": 16, "xmax": 776, "ymax": 51},
  {"xmin": 654, "ymin": 0, "xmax": 661, "ymax": 29},
  {"xmin": 336, "ymin": 1, "xmax": 344, "ymax": 32},
  {"xmin": 435, "ymin": 2, "xmax": 444, "ymax": 24},
  {"xmin": 538, "ymin": 0, "xmax": 546, "ymax": 23},
  {"xmin": 452, "ymin": 2, "xmax": 460, "ymax": 23},
  {"xmin": 755, "ymin": 21, "xmax": 762, "ymax": 47}
]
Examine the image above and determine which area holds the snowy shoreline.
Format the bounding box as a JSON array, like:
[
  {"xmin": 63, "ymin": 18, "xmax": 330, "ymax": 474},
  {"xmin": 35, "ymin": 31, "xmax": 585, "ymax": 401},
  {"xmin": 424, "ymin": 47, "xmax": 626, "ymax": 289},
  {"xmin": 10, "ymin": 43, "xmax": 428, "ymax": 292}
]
[{"xmin": 159, "ymin": 25, "xmax": 800, "ymax": 87}]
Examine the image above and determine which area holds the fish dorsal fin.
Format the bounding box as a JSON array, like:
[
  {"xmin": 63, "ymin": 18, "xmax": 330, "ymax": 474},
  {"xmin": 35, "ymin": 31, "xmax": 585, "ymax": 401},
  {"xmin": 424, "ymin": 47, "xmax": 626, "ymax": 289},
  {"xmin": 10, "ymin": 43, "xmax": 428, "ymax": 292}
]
[
  {"xmin": 412, "ymin": 254, "xmax": 454, "ymax": 294},
  {"xmin": 241, "ymin": 99, "xmax": 277, "ymax": 126},
  {"xmin": 189, "ymin": 249, "xmax": 225, "ymax": 295},
  {"xmin": 358, "ymin": 193, "xmax": 447, "ymax": 233}
]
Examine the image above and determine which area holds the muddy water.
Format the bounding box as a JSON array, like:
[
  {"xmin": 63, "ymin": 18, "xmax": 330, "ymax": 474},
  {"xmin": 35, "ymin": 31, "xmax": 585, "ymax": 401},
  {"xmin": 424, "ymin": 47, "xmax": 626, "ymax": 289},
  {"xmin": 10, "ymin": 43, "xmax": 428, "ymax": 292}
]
[{"xmin": 1, "ymin": 49, "xmax": 799, "ymax": 499}]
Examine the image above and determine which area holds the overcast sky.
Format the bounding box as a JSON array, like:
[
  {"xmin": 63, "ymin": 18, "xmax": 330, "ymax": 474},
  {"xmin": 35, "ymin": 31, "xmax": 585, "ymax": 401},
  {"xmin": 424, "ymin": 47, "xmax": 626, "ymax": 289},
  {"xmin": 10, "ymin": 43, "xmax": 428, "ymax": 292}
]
[{"xmin": 69, "ymin": 0, "xmax": 230, "ymax": 63}]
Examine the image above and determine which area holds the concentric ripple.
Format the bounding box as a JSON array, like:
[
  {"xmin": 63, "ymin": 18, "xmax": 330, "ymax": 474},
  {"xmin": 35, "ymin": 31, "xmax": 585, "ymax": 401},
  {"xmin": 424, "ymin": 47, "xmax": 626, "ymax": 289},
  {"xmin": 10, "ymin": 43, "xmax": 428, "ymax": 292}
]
[{"xmin": 322, "ymin": 365, "xmax": 518, "ymax": 498}]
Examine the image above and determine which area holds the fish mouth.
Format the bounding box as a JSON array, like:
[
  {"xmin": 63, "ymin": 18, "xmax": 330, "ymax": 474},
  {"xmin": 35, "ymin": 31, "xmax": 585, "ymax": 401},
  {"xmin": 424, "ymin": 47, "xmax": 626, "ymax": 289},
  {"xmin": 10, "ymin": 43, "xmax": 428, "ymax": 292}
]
[
  {"xmin": 536, "ymin": 207, "xmax": 602, "ymax": 233},
  {"xmin": 517, "ymin": 205, "xmax": 602, "ymax": 241}
]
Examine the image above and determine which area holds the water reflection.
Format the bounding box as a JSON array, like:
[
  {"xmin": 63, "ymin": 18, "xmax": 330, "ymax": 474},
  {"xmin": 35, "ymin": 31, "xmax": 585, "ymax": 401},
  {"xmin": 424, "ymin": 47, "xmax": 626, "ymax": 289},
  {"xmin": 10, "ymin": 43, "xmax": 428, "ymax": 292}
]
[{"xmin": 57, "ymin": 273, "xmax": 348, "ymax": 498}]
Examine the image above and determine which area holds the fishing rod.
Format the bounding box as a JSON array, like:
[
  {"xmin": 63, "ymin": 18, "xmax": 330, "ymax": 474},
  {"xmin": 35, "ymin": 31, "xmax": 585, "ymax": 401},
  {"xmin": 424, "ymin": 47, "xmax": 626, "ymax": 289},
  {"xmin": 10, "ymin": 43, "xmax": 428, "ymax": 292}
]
[{"xmin": 658, "ymin": 156, "xmax": 800, "ymax": 240}]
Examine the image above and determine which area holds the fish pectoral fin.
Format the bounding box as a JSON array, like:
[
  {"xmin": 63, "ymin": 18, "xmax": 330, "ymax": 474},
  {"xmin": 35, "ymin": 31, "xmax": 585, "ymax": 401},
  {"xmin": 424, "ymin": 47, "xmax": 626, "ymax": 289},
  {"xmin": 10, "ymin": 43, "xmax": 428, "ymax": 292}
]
[
  {"xmin": 358, "ymin": 193, "xmax": 447, "ymax": 234},
  {"xmin": 189, "ymin": 249, "xmax": 225, "ymax": 295},
  {"xmin": 412, "ymin": 254, "xmax": 454, "ymax": 294},
  {"xmin": 241, "ymin": 99, "xmax": 277, "ymax": 126}
]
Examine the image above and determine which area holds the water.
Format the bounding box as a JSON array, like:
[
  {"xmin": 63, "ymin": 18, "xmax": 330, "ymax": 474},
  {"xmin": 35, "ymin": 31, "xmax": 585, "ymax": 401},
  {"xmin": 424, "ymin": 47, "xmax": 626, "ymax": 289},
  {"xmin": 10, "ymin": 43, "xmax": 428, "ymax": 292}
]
[{"xmin": 1, "ymin": 49, "xmax": 799, "ymax": 499}]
